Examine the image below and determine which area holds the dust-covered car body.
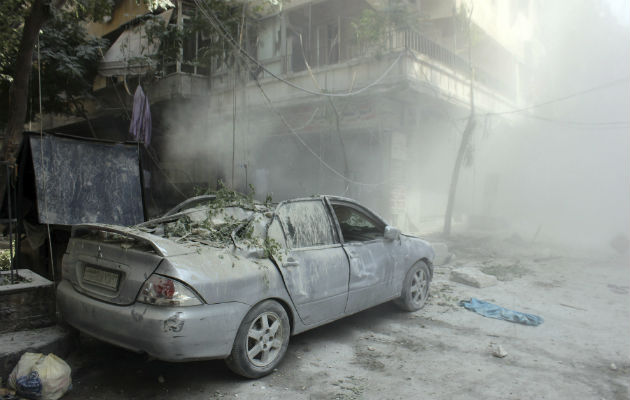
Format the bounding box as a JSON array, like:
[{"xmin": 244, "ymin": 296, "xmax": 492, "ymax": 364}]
[{"xmin": 57, "ymin": 194, "xmax": 434, "ymax": 377}]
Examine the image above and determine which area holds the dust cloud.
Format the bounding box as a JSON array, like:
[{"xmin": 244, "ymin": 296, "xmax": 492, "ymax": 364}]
[{"xmin": 156, "ymin": 0, "xmax": 629, "ymax": 254}]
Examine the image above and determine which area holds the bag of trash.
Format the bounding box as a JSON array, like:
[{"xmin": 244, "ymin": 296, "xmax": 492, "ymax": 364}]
[
  {"xmin": 16, "ymin": 370, "xmax": 43, "ymax": 399},
  {"xmin": 34, "ymin": 354, "xmax": 72, "ymax": 400},
  {"xmin": 8, "ymin": 352, "xmax": 43, "ymax": 390},
  {"xmin": 7, "ymin": 352, "xmax": 72, "ymax": 400}
]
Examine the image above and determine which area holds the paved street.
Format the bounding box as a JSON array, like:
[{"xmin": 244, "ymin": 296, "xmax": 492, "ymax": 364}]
[{"xmin": 61, "ymin": 234, "xmax": 630, "ymax": 400}]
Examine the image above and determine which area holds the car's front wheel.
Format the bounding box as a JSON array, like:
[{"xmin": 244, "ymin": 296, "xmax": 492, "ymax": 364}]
[
  {"xmin": 395, "ymin": 261, "xmax": 431, "ymax": 311},
  {"xmin": 225, "ymin": 300, "xmax": 290, "ymax": 378}
]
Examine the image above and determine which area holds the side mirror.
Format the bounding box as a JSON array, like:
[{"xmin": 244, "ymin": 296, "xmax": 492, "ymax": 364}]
[{"xmin": 384, "ymin": 226, "xmax": 400, "ymax": 241}]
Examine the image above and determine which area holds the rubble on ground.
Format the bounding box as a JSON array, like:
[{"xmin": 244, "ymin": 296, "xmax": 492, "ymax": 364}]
[{"xmin": 450, "ymin": 266, "xmax": 498, "ymax": 288}]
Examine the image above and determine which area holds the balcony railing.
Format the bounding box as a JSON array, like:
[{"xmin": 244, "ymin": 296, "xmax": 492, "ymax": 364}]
[
  {"xmin": 174, "ymin": 27, "xmax": 515, "ymax": 100},
  {"xmin": 277, "ymin": 28, "xmax": 515, "ymax": 100},
  {"xmin": 383, "ymin": 30, "xmax": 515, "ymax": 99}
]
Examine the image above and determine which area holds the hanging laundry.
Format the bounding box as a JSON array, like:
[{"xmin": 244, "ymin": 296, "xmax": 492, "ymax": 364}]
[{"xmin": 129, "ymin": 85, "xmax": 152, "ymax": 146}]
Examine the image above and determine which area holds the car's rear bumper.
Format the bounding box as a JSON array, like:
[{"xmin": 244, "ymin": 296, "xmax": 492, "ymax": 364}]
[{"xmin": 57, "ymin": 280, "xmax": 249, "ymax": 361}]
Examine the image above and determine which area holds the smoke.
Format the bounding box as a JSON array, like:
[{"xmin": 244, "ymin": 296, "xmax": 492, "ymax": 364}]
[
  {"xmin": 454, "ymin": 0, "xmax": 630, "ymax": 252},
  {"xmin": 155, "ymin": 0, "xmax": 629, "ymax": 253}
]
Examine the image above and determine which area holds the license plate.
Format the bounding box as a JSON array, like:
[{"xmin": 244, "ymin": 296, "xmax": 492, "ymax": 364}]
[{"xmin": 83, "ymin": 266, "xmax": 120, "ymax": 290}]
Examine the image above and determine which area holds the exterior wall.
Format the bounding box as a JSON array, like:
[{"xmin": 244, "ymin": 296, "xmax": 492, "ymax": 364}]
[
  {"xmin": 86, "ymin": 0, "xmax": 150, "ymax": 37},
  {"xmin": 57, "ymin": 0, "xmax": 534, "ymax": 227}
]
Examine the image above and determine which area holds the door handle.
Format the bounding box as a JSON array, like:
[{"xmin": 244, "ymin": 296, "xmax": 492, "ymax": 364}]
[{"xmin": 283, "ymin": 257, "xmax": 299, "ymax": 268}]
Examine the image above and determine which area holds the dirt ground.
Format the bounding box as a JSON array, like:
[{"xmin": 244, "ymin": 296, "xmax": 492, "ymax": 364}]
[{"xmin": 61, "ymin": 233, "xmax": 630, "ymax": 400}]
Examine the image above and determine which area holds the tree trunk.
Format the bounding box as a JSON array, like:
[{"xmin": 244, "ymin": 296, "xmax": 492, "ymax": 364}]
[
  {"xmin": 0, "ymin": 0, "xmax": 52, "ymax": 207},
  {"xmin": 442, "ymin": 116, "xmax": 476, "ymax": 236},
  {"xmin": 443, "ymin": 4, "xmax": 475, "ymax": 236}
]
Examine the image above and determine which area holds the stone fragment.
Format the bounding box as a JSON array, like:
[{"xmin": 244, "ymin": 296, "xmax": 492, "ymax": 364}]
[
  {"xmin": 491, "ymin": 344, "xmax": 508, "ymax": 358},
  {"xmin": 450, "ymin": 267, "xmax": 498, "ymax": 288}
]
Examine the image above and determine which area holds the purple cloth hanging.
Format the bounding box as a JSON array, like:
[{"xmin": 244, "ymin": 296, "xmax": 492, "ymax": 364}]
[{"xmin": 129, "ymin": 85, "xmax": 152, "ymax": 146}]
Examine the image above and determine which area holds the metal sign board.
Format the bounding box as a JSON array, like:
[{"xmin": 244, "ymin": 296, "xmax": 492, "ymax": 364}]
[{"xmin": 29, "ymin": 134, "xmax": 144, "ymax": 226}]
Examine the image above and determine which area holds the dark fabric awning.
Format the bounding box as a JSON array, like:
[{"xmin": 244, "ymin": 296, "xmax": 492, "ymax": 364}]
[{"xmin": 27, "ymin": 133, "xmax": 145, "ymax": 226}]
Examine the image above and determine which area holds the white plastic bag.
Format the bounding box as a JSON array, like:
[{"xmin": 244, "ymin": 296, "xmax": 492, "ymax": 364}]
[
  {"xmin": 7, "ymin": 352, "xmax": 44, "ymax": 391},
  {"xmin": 34, "ymin": 354, "xmax": 72, "ymax": 400},
  {"xmin": 7, "ymin": 352, "xmax": 72, "ymax": 400}
]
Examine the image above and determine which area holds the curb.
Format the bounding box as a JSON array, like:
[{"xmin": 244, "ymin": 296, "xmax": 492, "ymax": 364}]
[{"xmin": 0, "ymin": 325, "xmax": 77, "ymax": 382}]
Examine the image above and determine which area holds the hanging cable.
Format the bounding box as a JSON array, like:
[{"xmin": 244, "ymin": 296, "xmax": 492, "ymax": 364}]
[
  {"xmin": 193, "ymin": 0, "xmax": 394, "ymax": 186},
  {"xmin": 253, "ymin": 77, "xmax": 389, "ymax": 187},
  {"xmin": 37, "ymin": 35, "xmax": 56, "ymax": 283},
  {"xmin": 192, "ymin": 0, "xmax": 404, "ymax": 98}
]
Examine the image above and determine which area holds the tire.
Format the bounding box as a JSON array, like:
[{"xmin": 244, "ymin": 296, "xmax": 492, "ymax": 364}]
[
  {"xmin": 394, "ymin": 261, "xmax": 431, "ymax": 311},
  {"xmin": 225, "ymin": 300, "xmax": 290, "ymax": 378}
]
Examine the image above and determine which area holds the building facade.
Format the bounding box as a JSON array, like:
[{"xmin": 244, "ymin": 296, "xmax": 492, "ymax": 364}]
[{"xmin": 44, "ymin": 0, "xmax": 535, "ymax": 230}]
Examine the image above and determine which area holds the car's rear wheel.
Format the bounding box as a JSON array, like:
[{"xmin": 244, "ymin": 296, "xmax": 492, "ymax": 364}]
[
  {"xmin": 225, "ymin": 300, "xmax": 290, "ymax": 378},
  {"xmin": 395, "ymin": 261, "xmax": 430, "ymax": 311}
]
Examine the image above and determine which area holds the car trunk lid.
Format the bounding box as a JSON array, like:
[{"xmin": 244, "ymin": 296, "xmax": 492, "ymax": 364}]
[{"xmin": 62, "ymin": 224, "xmax": 197, "ymax": 305}]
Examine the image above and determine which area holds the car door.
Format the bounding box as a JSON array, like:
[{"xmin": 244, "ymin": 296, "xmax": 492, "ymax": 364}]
[
  {"xmin": 270, "ymin": 199, "xmax": 350, "ymax": 325},
  {"xmin": 327, "ymin": 199, "xmax": 397, "ymax": 315}
]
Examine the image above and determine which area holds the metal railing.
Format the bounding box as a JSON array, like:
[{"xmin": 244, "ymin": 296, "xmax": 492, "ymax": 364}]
[
  {"xmin": 181, "ymin": 27, "xmax": 515, "ymax": 99},
  {"xmin": 386, "ymin": 29, "xmax": 515, "ymax": 99}
]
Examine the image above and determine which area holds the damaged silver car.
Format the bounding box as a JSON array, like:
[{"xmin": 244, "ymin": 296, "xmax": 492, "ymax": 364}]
[{"xmin": 57, "ymin": 193, "xmax": 434, "ymax": 378}]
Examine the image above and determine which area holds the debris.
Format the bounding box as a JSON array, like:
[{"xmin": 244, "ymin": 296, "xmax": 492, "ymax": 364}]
[
  {"xmin": 367, "ymin": 346, "xmax": 375, "ymax": 351},
  {"xmin": 491, "ymin": 344, "xmax": 508, "ymax": 358},
  {"xmin": 450, "ymin": 267, "xmax": 498, "ymax": 288},
  {"xmin": 559, "ymin": 303, "xmax": 587, "ymax": 311},
  {"xmin": 610, "ymin": 363, "xmax": 617, "ymax": 371},
  {"xmin": 459, "ymin": 298, "xmax": 544, "ymax": 326},
  {"xmin": 7, "ymin": 352, "xmax": 71, "ymax": 400},
  {"xmin": 158, "ymin": 375, "xmax": 165, "ymax": 384}
]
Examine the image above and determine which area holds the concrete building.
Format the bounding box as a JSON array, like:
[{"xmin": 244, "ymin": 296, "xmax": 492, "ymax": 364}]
[{"xmin": 45, "ymin": 0, "xmax": 535, "ymax": 229}]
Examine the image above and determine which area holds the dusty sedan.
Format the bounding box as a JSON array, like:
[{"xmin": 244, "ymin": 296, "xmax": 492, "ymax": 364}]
[{"xmin": 57, "ymin": 194, "xmax": 434, "ymax": 378}]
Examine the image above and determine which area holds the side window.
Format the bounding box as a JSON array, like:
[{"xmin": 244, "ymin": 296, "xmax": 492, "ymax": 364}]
[
  {"xmin": 332, "ymin": 204, "xmax": 385, "ymax": 242},
  {"xmin": 267, "ymin": 217, "xmax": 287, "ymax": 249},
  {"xmin": 276, "ymin": 200, "xmax": 336, "ymax": 248}
]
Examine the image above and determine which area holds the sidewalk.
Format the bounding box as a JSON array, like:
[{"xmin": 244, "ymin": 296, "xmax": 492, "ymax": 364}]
[{"xmin": 0, "ymin": 325, "xmax": 76, "ymax": 382}]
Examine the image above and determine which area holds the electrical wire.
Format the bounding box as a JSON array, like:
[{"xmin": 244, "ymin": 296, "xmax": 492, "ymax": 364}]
[
  {"xmin": 105, "ymin": 72, "xmax": 187, "ymax": 199},
  {"xmin": 37, "ymin": 35, "xmax": 56, "ymax": 283},
  {"xmin": 253, "ymin": 77, "xmax": 389, "ymax": 187},
  {"xmin": 193, "ymin": 0, "xmax": 394, "ymax": 186},
  {"xmin": 470, "ymin": 76, "xmax": 630, "ymax": 128},
  {"xmin": 515, "ymin": 113, "xmax": 629, "ymax": 129},
  {"xmin": 489, "ymin": 77, "xmax": 630, "ymax": 116},
  {"xmin": 193, "ymin": 0, "xmax": 404, "ymax": 98}
]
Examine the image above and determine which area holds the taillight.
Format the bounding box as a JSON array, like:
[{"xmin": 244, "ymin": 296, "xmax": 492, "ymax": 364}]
[{"xmin": 137, "ymin": 274, "xmax": 202, "ymax": 306}]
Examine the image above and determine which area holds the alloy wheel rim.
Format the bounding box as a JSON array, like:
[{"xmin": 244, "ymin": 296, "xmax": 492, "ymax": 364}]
[
  {"xmin": 247, "ymin": 311, "xmax": 284, "ymax": 367},
  {"xmin": 410, "ymin": 269, "xmax": 427, "ymax": 305}
]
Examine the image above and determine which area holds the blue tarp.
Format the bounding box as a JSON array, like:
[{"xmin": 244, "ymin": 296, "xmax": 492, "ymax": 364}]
[{"xmin": 459, "ymin": 298, "xmax": 544, "ymax": 326}]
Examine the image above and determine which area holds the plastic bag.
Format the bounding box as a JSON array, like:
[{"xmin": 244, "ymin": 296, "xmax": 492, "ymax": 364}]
[
  {"xmin": 16, "ymin": 371, "xmax": 43, "ymax": 399},
  {"xmin": 7, "ymin": 352, "xmax": 72, "ymax": 400},
  {"xmin": 8, "ymin": 352, "xmax": 43, "ymax": 391},
  {"xmin": 33, "ymin": 354, "xmax": 72, "ymax": 400}
]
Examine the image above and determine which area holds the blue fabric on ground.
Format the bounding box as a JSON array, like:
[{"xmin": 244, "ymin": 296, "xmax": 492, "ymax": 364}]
[{"xmin": 459, "ymin": 298, "xmax": 544, "ymax": 326}]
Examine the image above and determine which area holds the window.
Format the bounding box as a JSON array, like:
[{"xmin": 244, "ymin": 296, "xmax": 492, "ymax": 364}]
[
  {"xmin": 276, "ymin": 201, "xmax": 336, "ymax": 249},
  {"xmin": 267, "ymin": 217, "xmax": 287, "ymax": 249},
  {"xmin": 332, "ymin": 204, "xmax": 384, "ymax": 242}
]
